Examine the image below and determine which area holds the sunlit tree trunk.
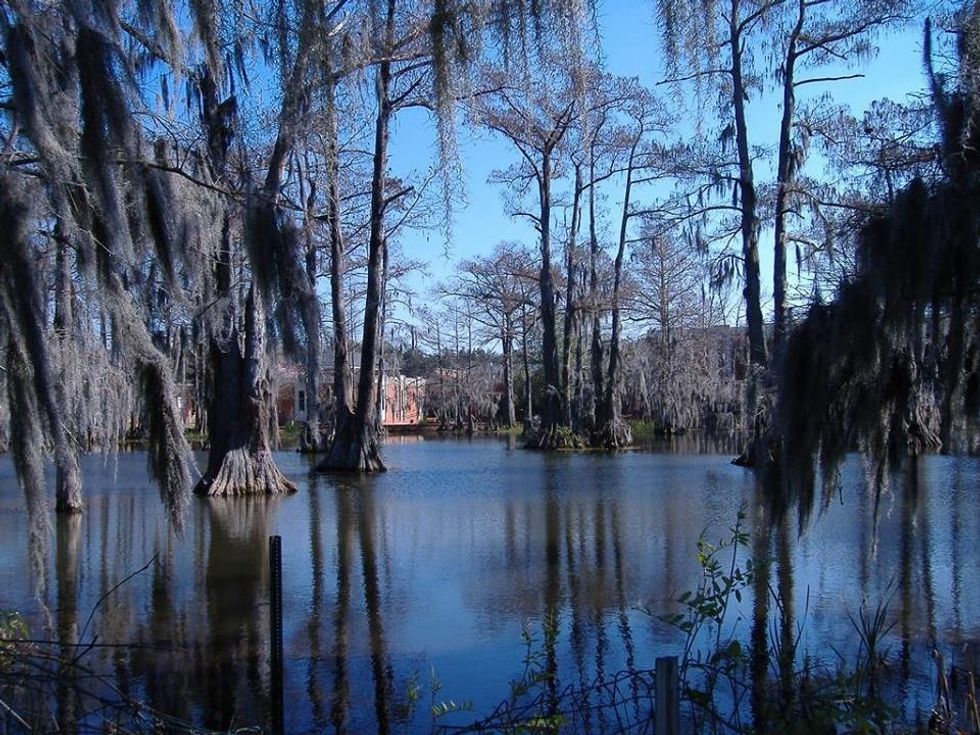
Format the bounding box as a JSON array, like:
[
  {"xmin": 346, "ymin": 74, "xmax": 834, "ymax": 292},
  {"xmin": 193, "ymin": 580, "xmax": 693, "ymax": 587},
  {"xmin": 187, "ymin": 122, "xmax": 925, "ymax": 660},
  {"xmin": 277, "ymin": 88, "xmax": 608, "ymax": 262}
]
[
  {"xmin": 521, "ymin": 302, "xmax": 533, "ymax": 422},
  {"xmin": 561, "ymin": 165, "xmax": 583, "ymax": 429},
  {"xmin": 502, "ymin": 317, "xmax": 517, "ymax": 426},
  {"xmin": 319, "ymin": 0, "xmax": 395, "ymax": 472},
  {"xmin": 588, "ymin": 152, "xmax": 605, "ymax": 430},
  {"xmin": 324, "ymin": 75, "xmax": 354, "ymax": 445},
  {"xmin": 730, "ymin": 2, "xmax": 768, "ymax": 370},
  {"xmin": 595, "ymin": 138, "xmax": 638, "ymax": 448},
  {"xmin": 299, "ymin": 155, "xmax": 324, "ymax": 454},
  {"xmin": 773, "ymin": 0, "xmax": 805, "ymax": 354},
  {"xmin": 537, "ymin": 152, "xmax": 567, "ymax": 445}
]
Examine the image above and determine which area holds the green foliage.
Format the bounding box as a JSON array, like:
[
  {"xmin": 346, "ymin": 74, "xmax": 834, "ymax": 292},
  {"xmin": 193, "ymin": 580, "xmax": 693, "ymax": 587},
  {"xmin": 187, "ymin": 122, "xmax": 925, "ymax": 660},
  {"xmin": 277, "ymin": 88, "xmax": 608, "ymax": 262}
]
[
  {"xmin": 428, "ymin": 665, "xmax": 474, "ymax": 725},
  {"xmin": 654, "ymin": 507, "xmax": 754, "ymax": 732},
  {"xmin": 437, "ymin": 611, "xmax": 591, "ymax": 734},
  {"xmin": 0, "ymin": 612, "xmax": 29, "ymax": 670},
  {"xmin": 656, "ymin": 513, "xmax": 909, "ymax": 734},
  {"xmin": 508, "ymin": 614, "xmax": 559, "ymax": 701},
  {"xmin": 277, "ymin": 422, "xmax": 303, "ymax": 446},
  {"xmin": 629, "ymin": 420, "xmax": 658, "ymax": 440}
]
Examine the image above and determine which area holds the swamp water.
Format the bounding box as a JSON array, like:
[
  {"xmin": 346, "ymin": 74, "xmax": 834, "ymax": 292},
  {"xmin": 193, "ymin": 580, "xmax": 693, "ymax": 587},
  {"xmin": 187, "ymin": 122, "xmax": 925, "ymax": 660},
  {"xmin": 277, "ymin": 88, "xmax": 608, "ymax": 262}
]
[{"xmin": 0, "ymin": 436, "xmax": 978, "ymax": 732}]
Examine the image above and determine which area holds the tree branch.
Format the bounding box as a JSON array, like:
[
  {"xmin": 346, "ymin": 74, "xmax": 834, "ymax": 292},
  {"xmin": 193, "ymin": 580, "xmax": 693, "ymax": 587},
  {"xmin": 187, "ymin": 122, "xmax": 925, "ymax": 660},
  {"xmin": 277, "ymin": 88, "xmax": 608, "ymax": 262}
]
[{"xmin": 793, "ymin": 73, "xmax": 865, "ymax": 87}]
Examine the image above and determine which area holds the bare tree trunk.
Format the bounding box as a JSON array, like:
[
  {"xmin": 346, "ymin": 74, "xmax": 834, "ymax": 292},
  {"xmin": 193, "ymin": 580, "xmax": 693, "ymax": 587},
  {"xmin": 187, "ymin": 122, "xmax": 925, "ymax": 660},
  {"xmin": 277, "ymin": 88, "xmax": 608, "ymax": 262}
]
[
  {"xmin": 326, "ymin": 75, "xmax": 354, "ymax": 443},
  {"xmin": 502, "ymin": 317, "xmax": 517, "ymax": 426},
  {"xmin": 561, "ymin": 165, "xmax": 583, "ymax": 429},
  {"xmin": 453, "ymin": 306, "xmax": 463, "ymax": 429},
  {"xmin": 534, "ymin": 153, "xmax": 573, "ymax": 447},
  {"xmin": 196, "ymin": 66, "xmax": 292, "ymax": 495},
  {"xmin": 729, "ymin": 3, "xmax": 770, "ymax": 466},
  {"xmin": 375, "ymin": 239, "xmax": 390, "ymax": 431},
  {"xmin": 595, "ymin": 143, "xmax": 636, "ymax": 449},
  {"xmin": 319, "ymin": 0, "xmax": 394, "ymax": 472},
  {"xmin": 299, "ymin": 156, "xmax": 323, "ymax": 454},
  {"xmin": 588, "ymin": 153, "xmax": 605, "ymax": 430},
  {"xmin": 773, "ymin": 0, "xmax": 805, "ymax": 355},
  {"xmin": 54, "ymin": 231, "xmax": 74, "ymax": 340},
  {"xmin": 521, "ymin": 302, "xmax": 533, "ymax": 423},
  {"xmin": 731, "ymin": 5, "xmax": 768, "ymax": 370},
  {"xmin": 573, "ymin": 298, "xmax": 585, "ymax": 429}
]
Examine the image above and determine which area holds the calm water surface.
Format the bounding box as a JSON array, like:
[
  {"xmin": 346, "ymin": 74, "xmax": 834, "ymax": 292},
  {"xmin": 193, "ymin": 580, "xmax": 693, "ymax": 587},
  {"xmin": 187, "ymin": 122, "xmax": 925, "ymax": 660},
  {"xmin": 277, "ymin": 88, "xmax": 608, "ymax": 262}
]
[{"xmin": 0, "ymin": 436, "xmax": 978, "ymax": 732}]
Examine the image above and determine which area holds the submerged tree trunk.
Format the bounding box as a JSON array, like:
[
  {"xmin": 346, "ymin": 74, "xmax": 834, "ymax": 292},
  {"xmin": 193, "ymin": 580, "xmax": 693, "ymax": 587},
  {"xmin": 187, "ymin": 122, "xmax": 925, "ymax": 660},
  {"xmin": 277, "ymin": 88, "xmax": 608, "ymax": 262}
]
[
  {"xmin": 502, "ymin": 318, "xmax": 517, "ymax": 427},
  {"xmin": 195, "ymin": 286, "xmax": 296, "ymax": 496},
  {"xmin": 594, "ymin": 143, "xmax": 636, "ymax": 449},
  {"xmin": 325, "ymin": 71, "xmax": 354, "ymax": 445},
  {"xmin": 561, "ymin": 166, "xmax": 583, "ymax": 429},
  {"xmin": 521, "ymin": 302, "xmax": 533, "ymax": 422},
  {"xmin": 588, "ymin": 152, "xmax": 605, "ymax": 430},
  {"xmin": 299, "ymin": 160, "xmax": 324, "ymax": 454},
  {"xmin": 533, "ymin": 153, "xmax": 577, "ymax": 448},
  {"xmin": 318, "ymin": 0, "xmax": 394, "ymax": 472}
]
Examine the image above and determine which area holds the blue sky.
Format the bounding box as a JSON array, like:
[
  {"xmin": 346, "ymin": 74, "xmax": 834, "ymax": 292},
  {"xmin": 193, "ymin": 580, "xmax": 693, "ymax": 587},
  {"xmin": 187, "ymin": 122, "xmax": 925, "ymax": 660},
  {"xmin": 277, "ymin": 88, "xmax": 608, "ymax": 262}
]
[{"xmin": 386, "ymin": 1, "xmax": 933, "ymax": 322}]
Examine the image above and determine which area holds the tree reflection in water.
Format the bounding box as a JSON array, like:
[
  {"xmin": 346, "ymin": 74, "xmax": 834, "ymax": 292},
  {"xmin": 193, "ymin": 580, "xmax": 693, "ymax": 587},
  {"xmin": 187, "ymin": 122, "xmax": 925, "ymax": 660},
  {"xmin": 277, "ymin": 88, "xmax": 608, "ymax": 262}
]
[
  {"xmin": 202, "ymin": 497, "xmax": 278, "ymax": 731},
  {"xmin": 306, "ymin": 471, "xmax": 327, "ymax": 728},
  {"xmin": 330, "ymin": 480, "xmax": 354, "ymax": 733},
  {"xmin": 323, "ymin": 476, "xmax": 396, "ymax": 735},
  {"xmin": 0, "ymin": 442, "xmax": 976, "ymax": 733},
  {"xmin": 55, "ymin": 513, "xmax": 81, "ymax": 731}
]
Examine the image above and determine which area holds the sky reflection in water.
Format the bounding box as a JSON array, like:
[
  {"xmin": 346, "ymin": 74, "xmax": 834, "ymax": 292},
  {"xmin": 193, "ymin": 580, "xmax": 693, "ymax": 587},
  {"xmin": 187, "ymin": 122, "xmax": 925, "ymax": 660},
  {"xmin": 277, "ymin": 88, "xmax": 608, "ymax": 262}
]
[{"xmin": 0, "ymin": 437, "xmax": 977, "ymax": 732}]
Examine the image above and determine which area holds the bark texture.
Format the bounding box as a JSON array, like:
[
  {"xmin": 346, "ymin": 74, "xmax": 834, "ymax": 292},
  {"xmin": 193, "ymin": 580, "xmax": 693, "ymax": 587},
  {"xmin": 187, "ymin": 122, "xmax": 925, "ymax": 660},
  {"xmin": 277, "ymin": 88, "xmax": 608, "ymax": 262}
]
[{"xmin": 195, "ymin": 287, "xmax": 296, "ymax": 496}]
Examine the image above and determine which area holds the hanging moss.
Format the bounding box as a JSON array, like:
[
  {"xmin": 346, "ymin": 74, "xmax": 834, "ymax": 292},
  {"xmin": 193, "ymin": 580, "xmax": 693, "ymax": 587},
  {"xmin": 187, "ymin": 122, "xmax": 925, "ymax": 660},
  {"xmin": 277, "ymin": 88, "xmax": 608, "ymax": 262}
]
[{"xmin": 778, "ymin": 12, "xmax": 980, "ymax": 522}]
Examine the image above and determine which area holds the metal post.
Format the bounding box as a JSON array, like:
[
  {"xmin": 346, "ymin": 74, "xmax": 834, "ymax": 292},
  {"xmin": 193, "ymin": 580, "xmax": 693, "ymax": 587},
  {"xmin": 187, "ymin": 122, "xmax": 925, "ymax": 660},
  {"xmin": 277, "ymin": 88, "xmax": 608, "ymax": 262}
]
[
  {"xmin": 655, "ymin": 656, "xmax": 679, "ymax": 735},
  {"xmin": 269, "ymin": 535, "xmax": 284, "ymax": 735}
]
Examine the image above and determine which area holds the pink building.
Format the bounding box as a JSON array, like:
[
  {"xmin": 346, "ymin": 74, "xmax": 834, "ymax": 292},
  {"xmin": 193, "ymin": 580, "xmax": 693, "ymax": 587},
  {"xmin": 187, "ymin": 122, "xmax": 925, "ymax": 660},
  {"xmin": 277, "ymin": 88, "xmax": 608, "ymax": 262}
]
[
  {"xmin": 276, "ymin": 366, "xmax": 426, "ymax": 429},
  {"xmin": 380, "ymin": 375, "xmax": 426, "ymax": 426}
]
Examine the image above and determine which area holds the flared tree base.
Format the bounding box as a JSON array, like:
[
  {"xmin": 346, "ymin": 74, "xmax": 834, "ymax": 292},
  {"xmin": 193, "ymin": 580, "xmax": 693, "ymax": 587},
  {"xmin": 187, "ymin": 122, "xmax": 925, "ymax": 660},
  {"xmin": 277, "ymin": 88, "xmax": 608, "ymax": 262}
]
[
  {"xmin": 194, "ymin": 447, "xmax": 297, "ymax": 497},
  {"xmin": 55, "ymin": 467, "xmax": 84, "ymax": 514},
  {"xmin": 297, "ymin": 420, "xmax": 327, "ymax": 455},
  {"xmin": 590, "ymin": 418, "xmax": 633, "ymax": 449},
  {"xmin": 316, "ymin": 422, "xmax": 386, "ymax": 472},
  {"xmin": 525, "ymin": 423, "xmax": 587, "ymax": 450}
]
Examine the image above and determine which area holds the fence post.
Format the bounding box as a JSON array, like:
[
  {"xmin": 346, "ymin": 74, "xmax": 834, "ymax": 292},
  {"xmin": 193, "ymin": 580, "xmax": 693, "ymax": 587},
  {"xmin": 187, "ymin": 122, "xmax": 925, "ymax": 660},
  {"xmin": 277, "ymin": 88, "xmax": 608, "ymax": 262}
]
[
  {"xmin": 655, "ymin": 656, "xmax": 679, "ymax": 735},
  {"xmin": 269, "ymin": 535, "xmax": 284, "ymax": 735}
]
